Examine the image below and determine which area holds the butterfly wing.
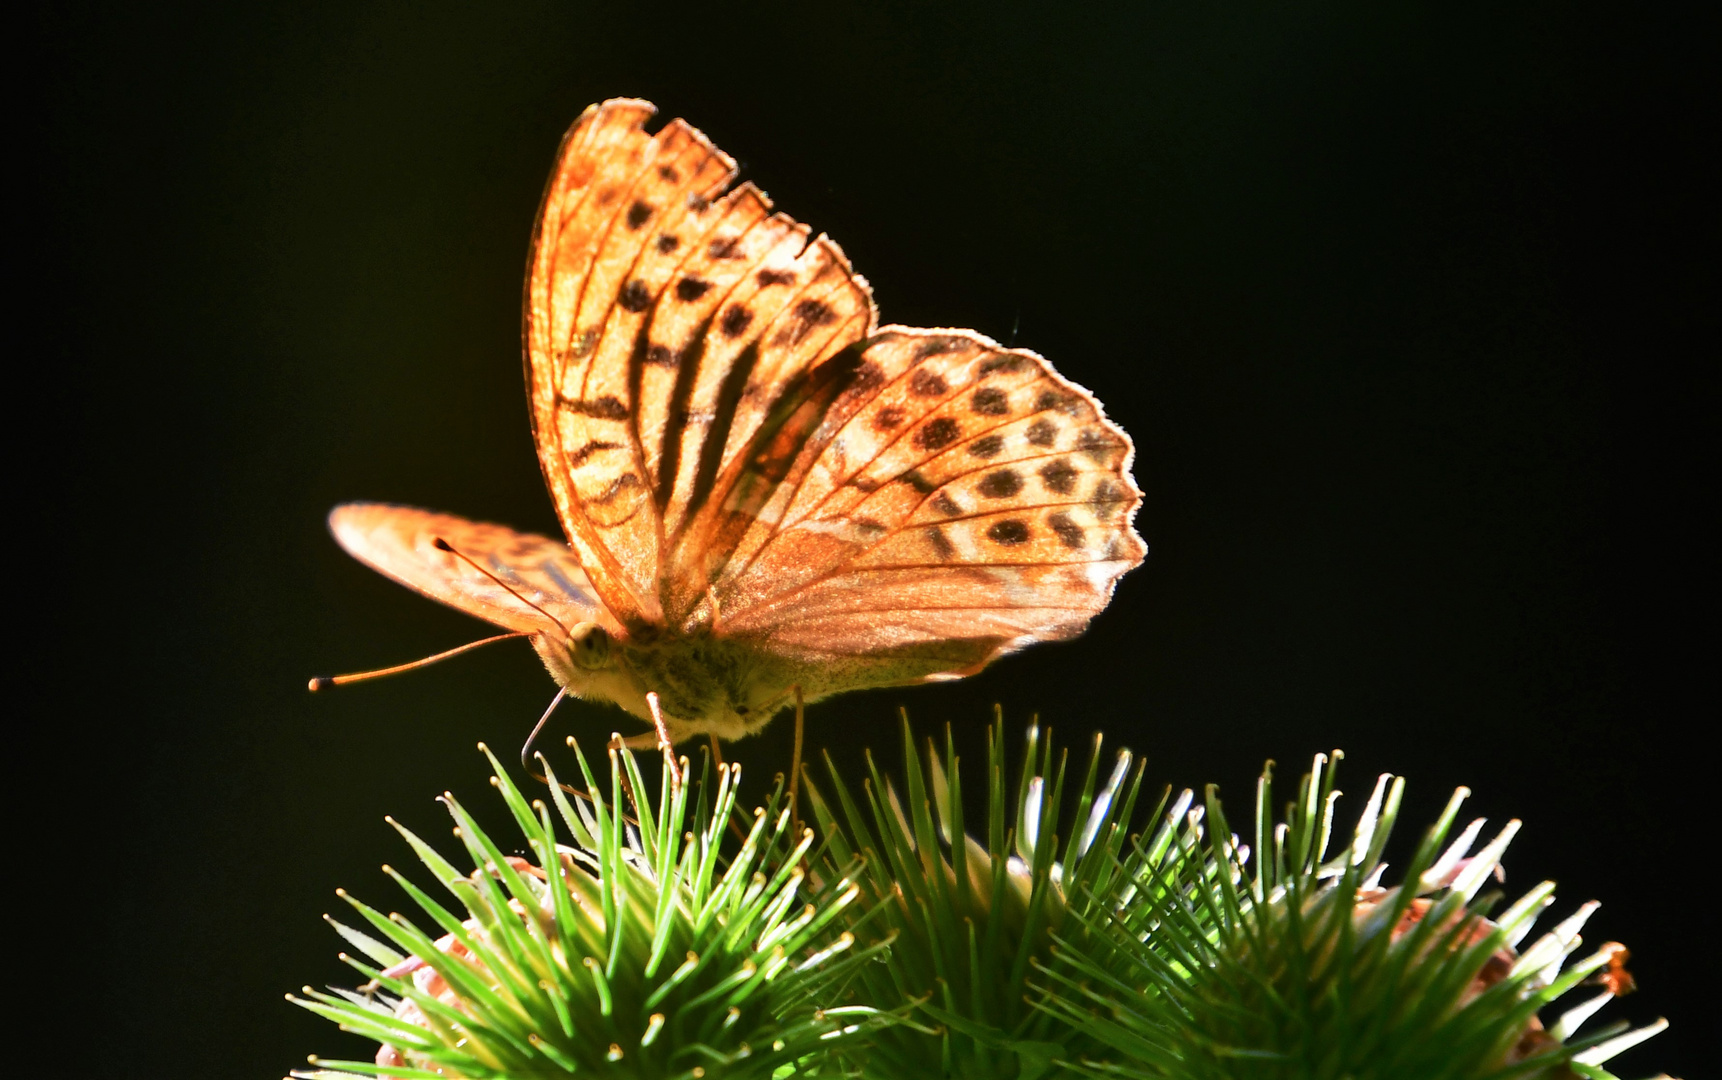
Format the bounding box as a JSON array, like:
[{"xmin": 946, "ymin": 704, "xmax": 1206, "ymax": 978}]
[
  {"xmin": 328, "ymin": 503, "xmax": 609, "ymax": 635},
  {"xmin": 523, "ymin": 98, "xmax": 1141, "ymax": 691},
  {"xmin": 524, "ymin": 99, "xmax": 876, "ymax": 629},
  {"xmin": 712, "ymin": 328, "xmax": 1144, "ymax": 681}
]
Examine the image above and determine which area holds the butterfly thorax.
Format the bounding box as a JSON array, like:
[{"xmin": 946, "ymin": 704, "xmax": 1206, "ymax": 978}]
[{"xmin": 532, "ymin": 628, "xmax": 811, "ymax": 742}]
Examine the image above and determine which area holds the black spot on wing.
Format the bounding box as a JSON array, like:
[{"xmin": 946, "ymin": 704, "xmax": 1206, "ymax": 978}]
[
  {"xmin": 720, "ymin": 306, "xmax": 753, "ymax": 338},
  {"xmin": 618, "ymin": 280, "xmax": 652, "ymax": 312},
  {"xmin": 1077, "ymin": 428, "xmax": 1118, "ymax": 461},
  {"xmin": 1038, "ymin": 458, "xmax": 1079, "ymax": 495},
  {"xmin": 986, "ymin": 519, "xmax": 1031, "ymax": 546},
  {"xmin": 676, "ymin": 277, "xmax": 712, "ymax": 302},
  {"xmin": 978, "ymin": 469, "xmax": 1023, "ymax": 498},
  {"xmin": 590, "ymin": 472, "xmax": 644, "ymax": 504},
  {"xmin": 1026, "ymin": 419, "xmax": 1057, "ymax": 447},
  {"xmin": 915, "ymin": 336, "xmax": 961, "ymax": 359},
  {"xmin": 566, "ymin": 328, "xmax": 600, "ymax": 361},
  {"xmin": 978, "ymin": 354, "xmax": 1029, "ymax": 376},
  {"xmin": 626, "ymin": 201, "xmax": 653, "ymax": 230},
  {"xmin": 845, "ymin": 360, "xmax": 886, "ymax": 394},
  {"xmin": 927, "ymin": 527, "xmax": 955, "ymax": 560},
  {"xmin": 657, "ymin": 165, "xmax": 679, "ymax": 181},
  {"xmin": 902, "ymin": 469, "xmax": 937, "ymax": 494},
  {"xmin": 708, "ymin": 236, "xmax": 742, "ymax": 259},
  {"xmin": 932, "ymin": 492, "xmax": 962, "ymax": 517},
  {"xmin": 777, "ymin": 299, "xmax": 837, "ymax": 346},
  {"xmin": 1036, "ymin": 390, "xmax": 1080, "ymax": 415},
  {"xmin": 914, "ymin": 417, "xmax": 961, "ymax": 451},
  {"xmin": 796, "ymin": 299, "xmax": 834, "ymax": 323},
  {"xmin": 645, "ymin": 344, "xmax": 678, "ymax": 367},
  {"xmin": 567, "ymin": 440, "xmax": 624, "ymax": 468},
  {"xmin": 656, "ymin": 234, "xmax": 680, "ymax": 253},
  {"xmin": 910, "ymin": 369, "xmax": 949, "ymax": 397},
  {"xmin": 872, "ymin": 405, "xmax": 906, "ymax": 431},
  {"xmin": 1047, "ymin": 511, "xmax": 1084, "ymax": 550},
  {"xmin": 1087, "ymin": 480, "xmax": 1126, "ymax": 521},
  {"xmin": 756, "ymin": 268, "xmax": 796, "ymax": 286},
  {"xmin": 966, "ymin": 434, "xmax": 1004, "ymax": 459},
  {"xmin": 568, "ymin": 395, "xmax": 631, "ymax": 420},
  {"xmin": 1088, "ymin": 479, "xmax": 1124, "ymax": 506},
  {"xmin": 971, "ymin": 388, "xmax": 1010, "ymax": 415}
]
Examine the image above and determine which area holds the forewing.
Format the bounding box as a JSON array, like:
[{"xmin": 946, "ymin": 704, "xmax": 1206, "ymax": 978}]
[
  {"xmin": 525, "ymin": 99, "xmax": 732, "ymax": 626},
  {"xmin": 715, "ymin": 327, "xmax": 1146, "ymax": 679},
  {"xmin": 328, "ymin": 503, "xmax": 608, "ymax": 635},
  {"xmin": 524, "ymin": 99, "xmax": 875, "ymax": 630}
]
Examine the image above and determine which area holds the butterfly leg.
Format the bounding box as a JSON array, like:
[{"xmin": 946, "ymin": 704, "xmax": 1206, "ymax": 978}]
[
  {"xmin": 603, "ymin": 728, "xmax": 660, "ymax": 823},
  {"xmin": 607, "ymin": 730, "xmax": 664, "ymax": 751},
  {"xmin": 790, "ymin": 684, "xmax": 805, "ymax": 828},
  {"xmin": 708, "ymin": 734, "xmax": 725, "ymax": 768},
  {"xmin": 600, "ymin": 695, "xmax": 681, "ymax": 754}
]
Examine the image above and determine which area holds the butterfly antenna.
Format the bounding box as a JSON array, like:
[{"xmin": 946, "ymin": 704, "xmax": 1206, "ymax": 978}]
[
  {"xmin": 432, "ymin": 537, "xmax": 574, "ymax": 637},
  {"xmin": 307, "ymin": 631, "xmax": 529, "ymax": 690}
]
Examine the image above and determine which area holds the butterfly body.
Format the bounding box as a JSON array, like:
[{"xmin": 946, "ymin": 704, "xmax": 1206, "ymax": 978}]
[
  {"xmin": 326, "ymin": 99, "xmax": 1146, "ymax": 744},
  {"xmin": 534, "ymin": 623, "xmax": 814, "ymax": 741}
]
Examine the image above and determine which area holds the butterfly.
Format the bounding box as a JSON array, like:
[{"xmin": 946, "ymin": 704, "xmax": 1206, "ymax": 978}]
[{"xmin": 322, "ymin": 98, "xmax": 1145, "ymax": 747}]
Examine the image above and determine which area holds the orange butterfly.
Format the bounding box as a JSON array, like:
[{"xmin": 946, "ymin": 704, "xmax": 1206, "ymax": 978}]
[{"xmin": 320, "ymin": 99, "xmax": 1145, "ymax": 748}]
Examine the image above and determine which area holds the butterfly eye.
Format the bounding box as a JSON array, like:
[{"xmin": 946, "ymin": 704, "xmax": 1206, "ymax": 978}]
[{"xmin": 568, "ymin": 622, "xmax": 613, "ymax": 670}]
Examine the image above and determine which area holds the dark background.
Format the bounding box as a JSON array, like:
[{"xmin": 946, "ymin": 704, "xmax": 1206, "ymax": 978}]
[{"xmin": 32, "ymin": 1, "xmax": 1711, "ymax": 1077}]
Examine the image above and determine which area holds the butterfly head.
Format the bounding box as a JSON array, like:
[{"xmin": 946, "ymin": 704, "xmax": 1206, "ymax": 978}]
[
  {"xmin": 532, "ymin": 620, "xmax": 633, "ymax": 706},
  {"xmin": 567, "ymin": 621, "xmax": 613, "ymax": 670}
]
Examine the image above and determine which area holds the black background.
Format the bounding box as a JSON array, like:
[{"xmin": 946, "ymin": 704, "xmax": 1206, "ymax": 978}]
[{"xmin": 32, "ymin": 1, "xmax": 1712, "ymax": 1077}]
